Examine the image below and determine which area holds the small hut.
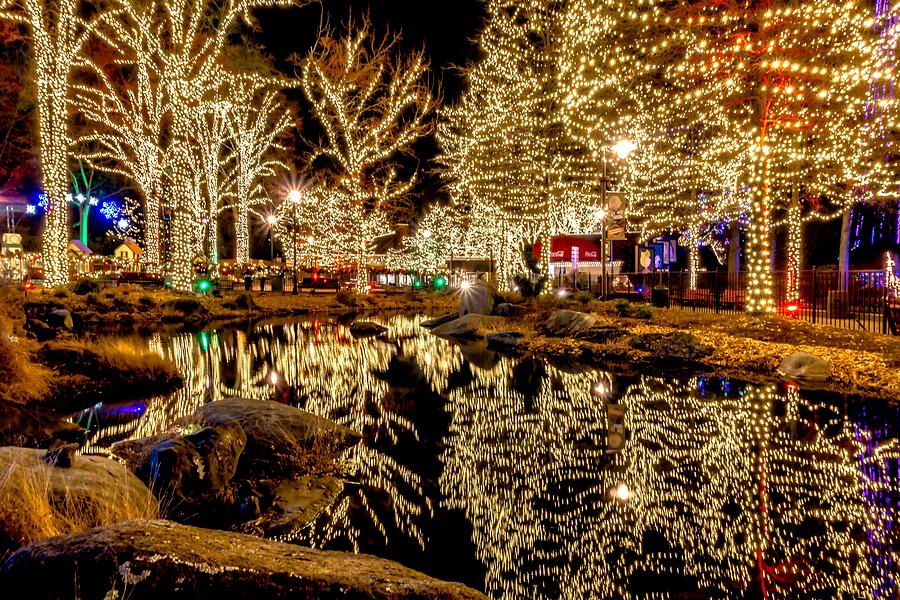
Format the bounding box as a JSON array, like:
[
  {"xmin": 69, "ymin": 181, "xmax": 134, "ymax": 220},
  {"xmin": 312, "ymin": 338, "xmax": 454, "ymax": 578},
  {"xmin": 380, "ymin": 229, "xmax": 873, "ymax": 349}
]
[{"xmin": 114, "ymin": 238, "xmax": 143, "ymax": 265}]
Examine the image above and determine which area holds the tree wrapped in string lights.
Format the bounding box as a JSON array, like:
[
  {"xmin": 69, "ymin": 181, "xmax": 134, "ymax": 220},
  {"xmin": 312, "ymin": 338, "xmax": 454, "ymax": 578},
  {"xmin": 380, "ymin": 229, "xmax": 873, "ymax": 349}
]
[
  {"xmin": 0, "ymin": 0, "xmax": 121, "ymax": 285},
  {"xmin": 300, "ymin": 22, "xmax": 436, "ymax": 292},
  {"xmin": 661, "ymin": 0, "xmax": 894, "ymax": 312},
  {"xmin": 116, "ymin": 0, "xmax": 296, "ymax": 291},
  {"xmin": 74, "ymin": 19, "xmax": 167, "ymax": 272},
  {"xmin": 226, "ymin": 82, "xmax": 292, "ymax": 265}
]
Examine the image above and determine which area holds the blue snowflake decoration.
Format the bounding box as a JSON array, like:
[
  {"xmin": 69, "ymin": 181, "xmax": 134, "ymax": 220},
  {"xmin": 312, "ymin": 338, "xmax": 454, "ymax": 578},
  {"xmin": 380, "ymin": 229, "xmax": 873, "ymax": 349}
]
[
  {"xmin": 36, "ymin": 193, "xmax": 48, "ymax": 211},
  {"xmin": 117, "ymin": 218, "xmax": 130, "ymax": 231},
  {"xmin": 101, "ymin": 200, "xmax": 121, "ymax": 221}
]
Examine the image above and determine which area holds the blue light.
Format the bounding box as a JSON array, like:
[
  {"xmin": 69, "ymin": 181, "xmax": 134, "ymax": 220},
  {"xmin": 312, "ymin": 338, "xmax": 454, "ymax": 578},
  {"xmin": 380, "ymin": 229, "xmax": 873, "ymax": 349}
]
[{"xmin": 101, "ymin": 200, "xmax": 121, "ymax": 221}]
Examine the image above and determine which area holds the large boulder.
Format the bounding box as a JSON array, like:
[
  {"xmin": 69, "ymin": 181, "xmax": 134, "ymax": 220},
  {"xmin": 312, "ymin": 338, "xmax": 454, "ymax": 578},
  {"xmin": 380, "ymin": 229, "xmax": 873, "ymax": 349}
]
[
  {"xmin": 629, "ymin": 332, "xmax": 714, "ymax": 361},
  {"xmin": 0, "ymin": 403, "xmax": 84, "ymax": 449},
  {"xmin": 494, "ymin": 303, "xmax": 527, "ymax": 317},
  {"xmin": 486, "ymin": 331, "xmax": 524, "ymax": 353},
  {"xmin": 543, "ymin": 310, "xmax": 600, "ymax": 337},
  {"xmin": 778, "ymin": 353, "xmax": 831, "ymax": 382},
  {"xmin": 245, "ymin": 475, "xmax": 344, "ymax": 541},
  {"xmin": 0, "ymin": 520, "xmax": 488, "ymax": 600},
  {"xmin": 431, "ymin": 314, "xmax": 505, "ymax": 339},
  {"xmin": 146, "ymin": 421, "xmax": 247, "ymax": 506},
  {"xmin": 45, "ymin": 308, "xmax": 73, "ymax": 330},
  {"xmin": 459, "ymin": 282, "xmax": 494, "ymax": 317},
  {"xmin": 196, "ymin": 398, "xmax": 361, "ymax": 479}
]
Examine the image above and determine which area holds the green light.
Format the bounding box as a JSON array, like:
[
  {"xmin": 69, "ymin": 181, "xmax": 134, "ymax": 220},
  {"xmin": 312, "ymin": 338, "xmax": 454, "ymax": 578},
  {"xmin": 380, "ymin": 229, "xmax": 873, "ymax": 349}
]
[
  {"xmin": 198, "ymin": 331, "xmax": 210, "ymax": 352},
  {"xmin": 165, "ymin": 281, "xmax": 172, "ymax": 288},
  {"xmin": 414, "ymin": 280, "xmax": 422, "ymax": 289},
  {"xmin": 434, "ymin": 276, "xmax": 447, "ymax": 289},
  {"xmin": 196, "ymin": 279, "xmax": 211, "ymax": 293}
]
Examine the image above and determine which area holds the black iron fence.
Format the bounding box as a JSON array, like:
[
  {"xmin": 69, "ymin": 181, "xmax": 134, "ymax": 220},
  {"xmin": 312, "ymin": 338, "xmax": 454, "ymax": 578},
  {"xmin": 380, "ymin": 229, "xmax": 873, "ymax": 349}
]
[{"xmin": 593, "ymin": 269, "xmax": 898, "ymax": 335}]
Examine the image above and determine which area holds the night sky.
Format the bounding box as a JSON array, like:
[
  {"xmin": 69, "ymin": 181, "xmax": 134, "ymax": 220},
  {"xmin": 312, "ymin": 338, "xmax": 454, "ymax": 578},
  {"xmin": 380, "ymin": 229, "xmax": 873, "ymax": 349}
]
[{"xmin": 254, "ymin": 0, "xmax": 487, "ymax": 101}]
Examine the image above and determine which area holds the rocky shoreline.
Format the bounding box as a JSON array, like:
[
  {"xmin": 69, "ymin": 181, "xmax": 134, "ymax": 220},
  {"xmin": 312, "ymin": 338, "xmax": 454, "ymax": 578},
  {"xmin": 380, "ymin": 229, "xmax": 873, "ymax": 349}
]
[{"xmin": 0, "ymin": 397, "xmax": 487, "ymax": 599}]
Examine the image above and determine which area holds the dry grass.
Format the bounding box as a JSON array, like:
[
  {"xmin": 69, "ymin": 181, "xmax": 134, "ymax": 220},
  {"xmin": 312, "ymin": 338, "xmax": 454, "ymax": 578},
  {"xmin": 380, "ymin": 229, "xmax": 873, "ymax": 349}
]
[
  {"xmin": 0, "ymin": 452, "xmax": 158, "ymax": 560},
  {"xmin": 0, "ymin": 286, "xmax": 52, "ymax": 404}
]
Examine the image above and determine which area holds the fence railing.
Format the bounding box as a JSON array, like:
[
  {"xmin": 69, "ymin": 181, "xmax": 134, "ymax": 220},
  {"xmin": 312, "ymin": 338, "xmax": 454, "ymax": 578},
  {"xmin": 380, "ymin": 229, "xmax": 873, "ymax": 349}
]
[{"xmin": 587, "ymin": 269, "xmax": 898, "ymax": 335}]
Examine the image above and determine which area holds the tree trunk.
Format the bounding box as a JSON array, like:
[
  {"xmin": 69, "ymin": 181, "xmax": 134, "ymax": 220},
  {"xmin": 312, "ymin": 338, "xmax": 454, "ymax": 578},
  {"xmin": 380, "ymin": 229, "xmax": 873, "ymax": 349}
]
[
  {"xmin": 728, "ymin": 223, "xmax": 741, "ymax": 274},
  {"xmin": 143, "ymin": 175, "xmax": 162, "ymax": 272},
  {"xmin": 688, "ymin": 223, "xmax": 700, "ymax": 291},
  {"xmin": 36, "ymin": 70, "xmax": 71, "ymax": 287},
  {"xmin": 785, "ymin": 182, "xmax": 802, "ymax": 302},
  {"xmin": 838, "ymin": 208, "xmax": 851, "ymax": 291},
  {"xmin": 745, "ymin": 155, "xmax": 776, "ymax": 313},
  {"xmin": 234, "ymin": 201, "xmax": 248, "ymax": 265},
  {"xmin": 79, "ymin": 205, "xmax": 90, "ymax": 247}
]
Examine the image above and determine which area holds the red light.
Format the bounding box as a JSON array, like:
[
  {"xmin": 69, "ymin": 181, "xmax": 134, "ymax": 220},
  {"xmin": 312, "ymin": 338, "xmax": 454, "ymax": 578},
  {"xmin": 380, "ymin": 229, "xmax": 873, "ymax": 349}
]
[{"xmin": 783, "ymin": 301, "xmax": 801, "ymax": 317}]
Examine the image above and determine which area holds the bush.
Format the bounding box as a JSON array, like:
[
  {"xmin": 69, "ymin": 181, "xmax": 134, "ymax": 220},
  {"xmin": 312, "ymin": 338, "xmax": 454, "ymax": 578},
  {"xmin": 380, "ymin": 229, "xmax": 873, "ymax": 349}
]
[
  {"xmin": 137, "ymin": 295, "xmax": 155, "ymax": 308},
  {"xmin": 72, "ymin": 279, "xmax": 100, "ymax": 296},
  {"xmin": 576, "ymin": 291, "xmax": 594, "ymax": 305},
  {"xmin": 0, "ymin": 288, "xmax": 52, "ymax": 405},
  {"xmin": 635, "ymin": 306, "xmax": 654, "ymax": 320},
  {"xmin": 335, "ymin": 289, "xmax": 358, "ymax": 307},
  {"xmin": 613, "ymin": 299, "xmax": 632, "ymax": 317}
]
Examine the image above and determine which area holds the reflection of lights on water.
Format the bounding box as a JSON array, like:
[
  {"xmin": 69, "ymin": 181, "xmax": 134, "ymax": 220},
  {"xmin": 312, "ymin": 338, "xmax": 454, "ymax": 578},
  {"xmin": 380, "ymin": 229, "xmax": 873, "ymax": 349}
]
[
  {"xmin": 593, "ymin": 381, "xmax": 607, "ymax": 396},
  {"xmin": 612, "ymin": 482, "xmax": 631, "ymax": 501},
  {"xmin": 424, "ymin": 352, "xmax": 432, "ymax": 366},
  {"xmin": 269, "ymin": 371, "xmax": 279, "ymax": 386}
]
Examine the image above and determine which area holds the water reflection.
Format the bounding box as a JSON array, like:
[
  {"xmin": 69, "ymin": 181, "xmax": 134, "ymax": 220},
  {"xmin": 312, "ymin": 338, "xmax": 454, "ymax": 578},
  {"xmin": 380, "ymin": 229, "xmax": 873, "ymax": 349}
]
[{"xmin": 80, "ymin": 316, "xmax": 899, "ymax": 599}]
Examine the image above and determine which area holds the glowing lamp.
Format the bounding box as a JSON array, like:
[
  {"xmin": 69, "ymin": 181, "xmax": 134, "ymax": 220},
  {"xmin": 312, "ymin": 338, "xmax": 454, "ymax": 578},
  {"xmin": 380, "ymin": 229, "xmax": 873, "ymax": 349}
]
[
  {"xmin": 783, "ymin": 301, "xmax": 801, "ymax": 317},
  {"xmin": 610, "ymin": 139, "xmax": 637, "ymax": 160},
  {"xmin": 460, "ymin": 280, "xmax": 472, "ymax": 291},
  {"xmin": 266, "ymin": 214, "xmax": 278, "ymax": 225},
  {"xmin": 612, "ymin": 482, "xmax": 631, "ymax": 501},
  {"xmin": 196, "ymin": 279, "xmax": 211, "ymax": 293},
  {"xmin": 288, "ymin": 190, "xmax": 302, "ymax": 203}
]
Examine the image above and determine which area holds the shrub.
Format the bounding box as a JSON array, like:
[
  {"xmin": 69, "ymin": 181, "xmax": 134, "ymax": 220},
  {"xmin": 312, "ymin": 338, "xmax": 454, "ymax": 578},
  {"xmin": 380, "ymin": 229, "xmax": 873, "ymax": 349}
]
[
  {"xmin": 72, "ymin": 279, "xmax": 100, "ymax": 296},
  {"xmin": 0, "ymin": 288, "xmax": 52, "ymax": 405},
  {"xmin": 613, "ymin": 299, "xmax": 632, "ymax": 317},
  {"xmin": 635, "ymin": 306, "xmax": 654, "ymax": 320},
  {"xmin": 576, "ymin": 291, "xmax": 594, "ymax": 305},
  {"xmin": 137, "ymin": 295, "xmax": 155, "ymax": 308},
  {"xmin": 335, "ymin": 289, "xmax": 358, "ymax": 307}
]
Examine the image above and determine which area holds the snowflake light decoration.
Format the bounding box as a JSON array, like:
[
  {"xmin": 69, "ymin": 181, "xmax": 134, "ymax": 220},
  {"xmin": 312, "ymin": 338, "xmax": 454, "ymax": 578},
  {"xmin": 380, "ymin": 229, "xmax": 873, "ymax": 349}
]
[{"xmin": 101, "ymin": 200, "xmax": 121, "ymax": 221}]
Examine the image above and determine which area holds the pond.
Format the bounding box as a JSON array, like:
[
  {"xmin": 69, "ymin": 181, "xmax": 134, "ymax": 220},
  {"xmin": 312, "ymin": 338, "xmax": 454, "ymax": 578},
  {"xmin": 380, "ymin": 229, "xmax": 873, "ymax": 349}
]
[{"xmin": 74, "ymin": 315, "xmax": 900, "ymax": 599}]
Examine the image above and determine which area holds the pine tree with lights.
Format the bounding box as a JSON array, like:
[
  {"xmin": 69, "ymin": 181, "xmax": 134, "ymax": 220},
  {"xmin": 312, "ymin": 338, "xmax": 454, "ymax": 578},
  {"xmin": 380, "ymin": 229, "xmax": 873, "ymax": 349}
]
[
  {"xmin": 439, "ymin": 0, "xmax": 602, "ymax": 289},
  {"xmin": 300, "ymin": 22, "xmax": 435, "ymax": 292}
]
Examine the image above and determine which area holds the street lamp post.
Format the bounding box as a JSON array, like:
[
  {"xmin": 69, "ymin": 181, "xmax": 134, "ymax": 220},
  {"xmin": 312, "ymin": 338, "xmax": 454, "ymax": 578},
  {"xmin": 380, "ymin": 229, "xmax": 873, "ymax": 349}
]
[
  {"xmin": 265, "ymin": 214, "xmax": 278, "ymax": 261},
  {"xmin": 598, "ymin": 138, "xmax": 637, "ymax": 298},
  {"xmin": 288, "ymin": 189, "xmax": 302, "ymax": 295}
]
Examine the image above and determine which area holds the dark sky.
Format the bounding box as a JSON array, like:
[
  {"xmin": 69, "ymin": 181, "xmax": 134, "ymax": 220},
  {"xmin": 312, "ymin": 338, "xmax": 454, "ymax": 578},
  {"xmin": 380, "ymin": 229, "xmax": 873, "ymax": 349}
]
[{"xmin": 254, "ymin": 0, "xmax": 487, "ymax": 102}]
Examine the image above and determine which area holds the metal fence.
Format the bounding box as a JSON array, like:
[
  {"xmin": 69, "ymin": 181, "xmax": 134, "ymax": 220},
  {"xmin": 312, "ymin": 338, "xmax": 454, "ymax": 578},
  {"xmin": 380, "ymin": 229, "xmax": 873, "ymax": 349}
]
[{"xmin": 598, "ymin": 269, "xmax": 898, "ymax": 335}]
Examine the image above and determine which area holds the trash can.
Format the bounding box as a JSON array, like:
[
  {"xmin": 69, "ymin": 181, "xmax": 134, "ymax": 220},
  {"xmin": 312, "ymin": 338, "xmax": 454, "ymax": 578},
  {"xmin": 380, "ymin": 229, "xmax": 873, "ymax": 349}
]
[
  {"xmin": 651, "ymin": 286, "xmax": 669, "ymax": 308},
  {"xmin": 271, "ymin": 276, "xmax": 283, "ymax": 292},
  {"xmin": 244, "ymin": 275, "xmax": 252, "ymax": 291}
]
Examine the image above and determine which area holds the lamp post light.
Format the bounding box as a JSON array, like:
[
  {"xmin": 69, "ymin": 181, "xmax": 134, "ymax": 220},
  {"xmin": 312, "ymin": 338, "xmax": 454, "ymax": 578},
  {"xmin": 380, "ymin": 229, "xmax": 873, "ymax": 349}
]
[
  {"xmin": 288, "ymin": 189, "xmax": 302, "ymax": 295},
  {"xmin": 598, "ymin": 138, "xmax": 636, "ymax": 299},
  {"xmin": 265, "ymin": 214, "xmax": 278, "ymax": 260}
]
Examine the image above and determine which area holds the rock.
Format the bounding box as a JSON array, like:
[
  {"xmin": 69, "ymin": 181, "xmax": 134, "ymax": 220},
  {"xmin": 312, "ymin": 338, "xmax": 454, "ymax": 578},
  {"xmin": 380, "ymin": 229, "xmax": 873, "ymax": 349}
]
[
  {"xmin": 629, "ymin": 332, "xmax": 714, "ymax": 361},
  {"xmin": 246, "ymin": 475, "xmax": 344, "ymax": 541},
  {"xmin": 0, "ymin": 520, "xmax": 488, "ymax": 600},
  {"xmin": 348, "ymin": 321, "xmax": 388, "ymax": 338},
  {"xmin": 0, "ymin": 447, "xmax": 157, "ymax": 525},
  {"xmin": 778, "ymin": 352, "xmax": 831, "ymax": 382},
  {"xmin": 459, "ymin": 282, "xmax": 494, "ymax": 317},
  {"xmin": 494, "ymin": 303, "xmax": 526, "ymax": 317},
  {"xmin": 223, "ymin": 292, "xmax": 256, "ymax": 311},
  {"xmin": 42, "ymin": 441, "xmax": 78, "ymax": 468},
  {"xmin": 160, "ymin": 297, "xmax": 207, "ymax": 323},
  {"xmin": 45, "ymin": 309, "xmax": 73, "ymax": 330},
  {"xmin": 72, "ymin": 279, "xmax": 100, "ymax": 295},
  {"xmin": 196, "ymin": 398, "xmax": 361, "ymax": 479},
  {"xmin": 24, "ymin": 319, "xmax": 55, "ymax": 341},
  {"xmin": 543, "ymin": 310, "xmax": 600, "ymax": 337},
  {"xmin": 578, "ymin": 325, "xmax": 627, "ymax": 343},
  {"xmin": 431, "ymin": 314, "xmax": 505, "ymax": 339},
  {"xmin": 147, "ymin": 421, "xmax": 247, "ymax": 507},
  {"xmin": 420, "ymin": 313, "xmax": 458, "ymax": 329},
  {"xmin": 486, "ymin": 331, "xmax": 524, "ymax": 352}
]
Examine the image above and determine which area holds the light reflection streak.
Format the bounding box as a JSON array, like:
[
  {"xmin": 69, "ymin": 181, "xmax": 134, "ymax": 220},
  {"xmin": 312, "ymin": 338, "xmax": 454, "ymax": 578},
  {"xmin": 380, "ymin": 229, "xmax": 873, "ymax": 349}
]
[{"xmin": 77, "ymin": 316, "xmax": 898, "ymax": 599}]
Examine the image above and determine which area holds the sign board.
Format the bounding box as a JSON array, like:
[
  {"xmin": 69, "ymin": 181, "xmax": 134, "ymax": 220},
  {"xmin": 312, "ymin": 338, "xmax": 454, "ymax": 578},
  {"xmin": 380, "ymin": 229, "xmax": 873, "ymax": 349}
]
[
  {"xmin": 606, "ymin": 193, "xmax": 627, "ymax": 221},
  {"xmin": 607, "ymin": 225, "xmax": 626, "ymax": 241}
]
